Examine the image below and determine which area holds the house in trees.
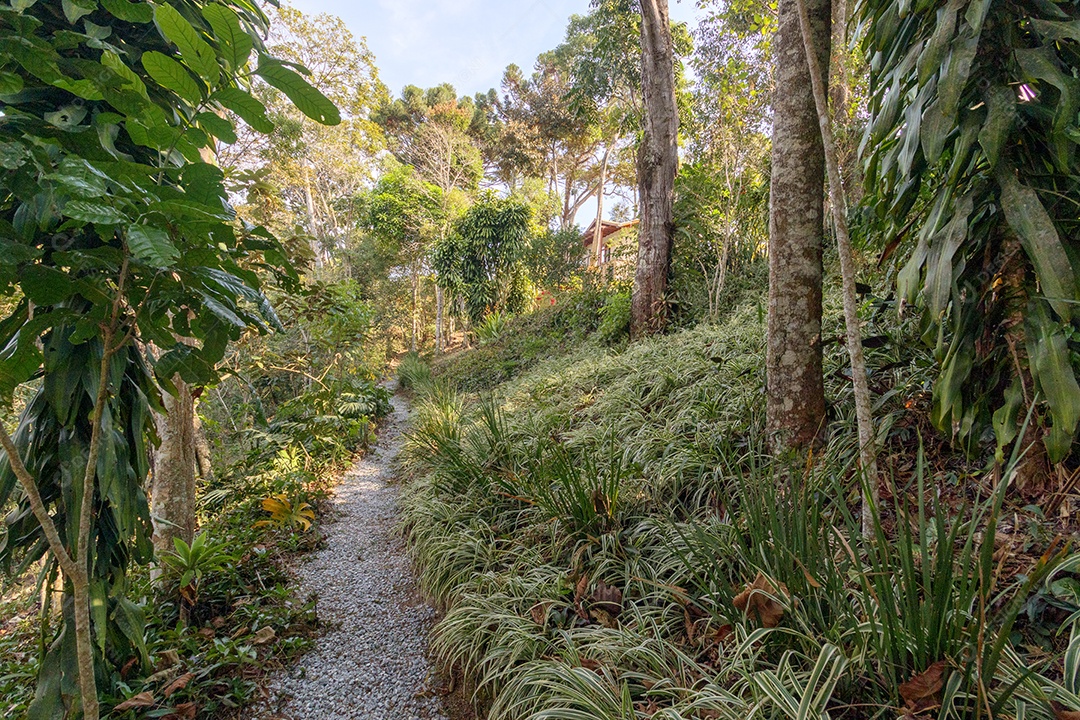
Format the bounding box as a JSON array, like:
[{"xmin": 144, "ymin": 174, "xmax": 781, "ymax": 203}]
[{"xmin": 582, "ymin": 218, "xmax": 639, "ymax": 268}]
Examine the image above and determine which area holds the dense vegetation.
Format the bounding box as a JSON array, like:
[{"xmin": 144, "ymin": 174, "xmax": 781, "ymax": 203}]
[{"xmin": 1, "ymin": 0, "xmax": 1078, "ymax": 718}]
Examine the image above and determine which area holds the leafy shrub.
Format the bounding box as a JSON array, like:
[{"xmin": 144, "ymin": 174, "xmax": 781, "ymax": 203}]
[
  {"xmin": 596, "ymin": 289, "xmax": 631, "ymax": 345},
  {"xmin": 476, "ymin": 311, "xmax": 512, "ymax": 345}
]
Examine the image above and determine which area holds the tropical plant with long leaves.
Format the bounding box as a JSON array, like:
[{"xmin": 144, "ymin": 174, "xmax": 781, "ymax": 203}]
[{"xmin": 858, "ymin": 0, "xmax": 1080, "ymax": 475}]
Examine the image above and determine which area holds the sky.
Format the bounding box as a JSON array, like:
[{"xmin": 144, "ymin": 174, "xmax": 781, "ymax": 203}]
[{"xmin": 287, "ymin": 0, "xmax": 700, "ymax": 99}]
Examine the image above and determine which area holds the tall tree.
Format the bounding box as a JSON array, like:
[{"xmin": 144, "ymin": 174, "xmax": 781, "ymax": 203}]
[
  {"xmin": 222, "ymin": 5, "xmax": 387, "ymax": 267},
  {"xmin": 765, "ymin": 0, "xmax": 831, "ymax": 450},
  {"xmin": 375, "ymin": 86, "xmax": 483, "ymax": 351},
  {"xmin": 632, "ymin": 0, "xmax": 680, "ymax": 337}
]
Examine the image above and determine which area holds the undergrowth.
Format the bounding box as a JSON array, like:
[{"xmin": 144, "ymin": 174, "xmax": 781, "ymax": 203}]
[
  {"xmin": 0, "ymin": 377, "xmax": 391, "ymax": 719},
  {"xmin": 398, "ymin": 285, "xmax": 1080, "ymax": 720}
]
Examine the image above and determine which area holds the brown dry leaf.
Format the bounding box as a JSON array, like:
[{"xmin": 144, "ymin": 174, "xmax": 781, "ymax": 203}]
[
  {"xmin": 197, "ymin": 627, "xmax": 215, "ymax": 639},
  {"xmin": 591, "ymin": 580, "xmax": 623, "ymax": 615},
  {"xmin": 574, "ymin": 574, "xmax": 590, "ymax": 620},
  {"xmin": 634, "ymin": 699, "xmax": 661, "ymax": 716},
  {"xmin": 714, "ymin": 624, "xmax": 734, "ymax": 644},
  {"xmin": 579, "ymin": 657, "xmax": 602, "ymax": 671},
  {"xmin": 529, "ymin": 601, "xmax": 552, "ymax": 626},
  {"xmin": 732, "ymin": 573, "xmax": 789, "ymax": 628},
  {"xmin": 683, "ymin": 608, "xmax": 696, "ymax": 644},
  {"xmin": 164, "ymin": 702, "xmax": 198, "ymax": 720},
  {"xmin": 156, "ymin": 649, "xmax": 180, "ymax": 670},
  {"xmin": 114, "ymin": 692, "xmax": 156, "ymax": 711},
  {"xmin": 230, "ymin": 625, "xmax": 249, "ymax": 639},
  {"xmin": 899, "ymin": 661, "xmax": 946, "ymax": 713},
  {"xmin": 252, "ymin": 626, "xmax": 276, "ymax": 645},
  {"xmin": 163, "ymin": 672, "xmax": 194, "ymax": 698},
  {"xmin": 1051, "ymin": 701, "xmax": 1080, "ymax": 720},
  {"xmin": 120, "ymin": 656, "xmax": 139, "ymax": 679},
  {"xmin": 589, "ymin": 607, "xmax": 619, "ymax": 629},
  {"xmin": 211, "ymin": 616, "xmax": 226, "ymax": 629}
]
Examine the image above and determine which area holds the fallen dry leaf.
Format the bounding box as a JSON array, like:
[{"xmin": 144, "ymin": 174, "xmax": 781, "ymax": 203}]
[
  {"xmin": 579, "ymin": 657, "xmax": 602, "ymax": 671},
  {"xmin": 211, "ymin": 616, "xmax": 226, "ymax": 629},
  {"xmin": 197, "ymin": 627, "xmax": 215, "ymax": 639},
  {"xmin": 591, "ymin": 580, "xmax": 623, "ymax": 615},
  {"xmin": 573, "ymin": 574, "xmax": 590, "ymax": 620},
  {"xmin": 732, "ymin": 573, "xmax": 789, "ymax": 628},
  {"xmin": 164, "ymin": 701, "xmax": 198, "ymax": 720},
  {"xmin": 1051, "ymin": 701, "xmax": 1080, "ymax": 720},
  {"xmin": 120, "ymin": 656, "xmax": 139, "ymax": 679},
  {"xmin": 252, "ymin": 626, "xmax": 276, "ymax": 645},
  {"xmin": 529, "ymin": 601, "xmax": 552, "ymax": 625},
  {"xmin": 899, "ymin": 661, "xmax": 946, "ymax": 713},
  {"xmin": 156, "ymin": 649, "xmax": 180, "ymax": 670},
  {"xmin": 163, "ymin": 672, "xmax": 194, "ymax": 698},
  {"xmin": 114, "ymin": 692, "xmax": 156, "ymax": 711}
]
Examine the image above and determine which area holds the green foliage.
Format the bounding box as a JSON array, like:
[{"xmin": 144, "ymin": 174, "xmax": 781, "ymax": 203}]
[
  {"xmin": 159, "ymin": 533, "xmax": 238, "ymax": 610},
  {"xmin": 397, "ymin": 352, "xmax": 433, "ymax": 392},
  {"xmin": 433, "ymin": 194, "xmax": 532, "ymax": 325},
  {"xmin": 522, "ymin": 227, "xmax": 588, "ymax": 292},
  {"xmin": 475, "ymin": 311, "xmax": 511, "ymax": 345},
  {"xmin": 596, "ymin": 289, "xmax": 631, "ymax": 345},
  {"xmin": 0, "ymin": 0, "xmax": 338, "ymax": 709},
  {"xmin": 859, "ymin": 0, "xmax": 1080, "ymax": 462}
]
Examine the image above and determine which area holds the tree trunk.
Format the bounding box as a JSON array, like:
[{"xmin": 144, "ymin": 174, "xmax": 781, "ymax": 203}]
[
  {"xmin": 410, "ymin": 265, "xmax": 419, "ymax": 353},
  {"xmin": 631, "ymin": 0, "xmax": 679, "ymax": 339},
  {"xmin": 795, "ymin": 0, "xmax": 879, "ymax": 538},
  {"xmin": 435, "ymin": 285, "xmax": 444, "ymax": 354},
  {"xmin": 193, "ymin": 410, "xmax": 214, "ymax": 483},
  {"xmin": 304, "ymin": 164, "xmax": 322, "ymax": 268},
  {"xmin": 152, "ymin": 376, "xmax": 196, "ymax": 561},
  {"xmin": 765, "ymin": 0, "xmax": 830, "ymax": 451},
  {"xmin": 592, "ymin": 147, "xmax": 611, "ymax": 269}
]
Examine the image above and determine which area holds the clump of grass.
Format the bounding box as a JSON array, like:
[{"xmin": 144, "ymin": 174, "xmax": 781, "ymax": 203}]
[{"xmin": 397, "ymin": 351, "xmax": 432, "ymax": 391}]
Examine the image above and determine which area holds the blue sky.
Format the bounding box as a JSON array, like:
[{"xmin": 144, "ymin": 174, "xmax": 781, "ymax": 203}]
[{"xmin": 287, "ymin": 0, "xmax": 700, "ymax": 99}]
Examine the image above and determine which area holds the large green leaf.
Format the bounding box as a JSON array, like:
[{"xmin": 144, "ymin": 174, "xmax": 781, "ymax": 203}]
[
  {"xmin": 126, "ymin": 223, "xmax": 179, "ymax": 268},
  {"xmin": 1027, "ymin": 309, "xmax": 1080, "ymax": 462},
  {"xmin": 153, "ymin": 2, "xmax": 219, "ymax": 81},
  {"xmin": 1015, "ymin": 45, "xmax": 1080, "ymax": 171},
  {"xmin": 212, "ymin": 87, "xmax": 274, "ymax": 133},
  {"xmin": 998, "ymin": 170, "xmax": 1076, "ymax": 323},
  {"xmin": 142, "ymin": 51, "xmax": 202, "ymax": 104},
  {"xmin": 20, "ymin": 266, "xmax": 74, "ymax": 306},
  {"xmin": 925, "ymin": 193, "xmax": 973, "ymax": 315},
  {"xmin": 202, "ymin": 4, "xmax": 252, "ymax": 70},
  {"xmin": 194, "ymin": 111, "xmax": 236, "ymax": 144},
  {"xmin": 256, "ymin": 60, "xmax": 340, "ymax": 125},
  {"xmin": 64, "ymin": 200, "xmax": 125, "ymax": 225},
  {"xmin": 977, "ymin": 85, "xmax": 1015, "ymax": 168},
  {"xmin": 101, "ymin": 50, "xmax": 148, "ymax": 98},
  {"xmin": 100, "ymin": 0, "xmax": 152, "ymax": 23}
]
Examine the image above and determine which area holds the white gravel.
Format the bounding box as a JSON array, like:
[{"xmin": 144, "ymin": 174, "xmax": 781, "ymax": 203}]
[{"xmin": 250, "ymin": 387, "xmax": 447, "ymax": 720}]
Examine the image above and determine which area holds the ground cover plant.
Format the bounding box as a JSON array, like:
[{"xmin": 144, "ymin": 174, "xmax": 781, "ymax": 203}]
[{"xmin": 399, "ymin": 282, "xmax": 1080, "ymax": 720}]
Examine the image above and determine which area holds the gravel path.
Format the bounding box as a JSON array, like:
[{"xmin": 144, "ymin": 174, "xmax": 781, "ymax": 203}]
[{"xmin": 252, "ymin": 387, "xmax": 447, "ymax": 720}]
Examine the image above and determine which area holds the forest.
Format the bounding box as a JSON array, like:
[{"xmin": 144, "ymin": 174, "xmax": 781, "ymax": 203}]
[{"xmin": 0, "ymin": 0, "xmax": 1079, "ymax": 719}]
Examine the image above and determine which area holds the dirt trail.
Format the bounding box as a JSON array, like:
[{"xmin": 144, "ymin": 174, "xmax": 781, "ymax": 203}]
[{"xmin": 251, "ymin": 387, "xmax": 446, "ymax": 720}]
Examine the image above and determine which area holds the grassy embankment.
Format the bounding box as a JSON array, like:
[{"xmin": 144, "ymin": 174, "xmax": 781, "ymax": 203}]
[{"xmin": 398, "ymin": 285, "xmax": 1080, "ymax": 720}]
